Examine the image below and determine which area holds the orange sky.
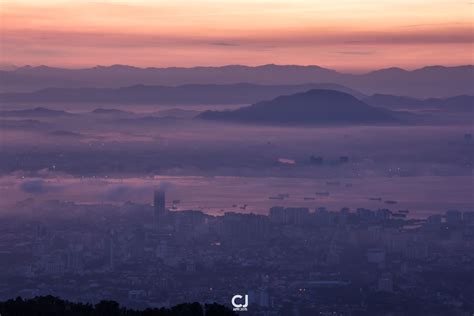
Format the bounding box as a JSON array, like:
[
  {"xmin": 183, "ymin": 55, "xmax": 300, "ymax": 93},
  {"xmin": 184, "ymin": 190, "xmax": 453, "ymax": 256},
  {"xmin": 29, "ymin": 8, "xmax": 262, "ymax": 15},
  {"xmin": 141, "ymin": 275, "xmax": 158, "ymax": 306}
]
[{"xmin": 0, "ymin": 0, "xmax": 472, "ymax": 71}]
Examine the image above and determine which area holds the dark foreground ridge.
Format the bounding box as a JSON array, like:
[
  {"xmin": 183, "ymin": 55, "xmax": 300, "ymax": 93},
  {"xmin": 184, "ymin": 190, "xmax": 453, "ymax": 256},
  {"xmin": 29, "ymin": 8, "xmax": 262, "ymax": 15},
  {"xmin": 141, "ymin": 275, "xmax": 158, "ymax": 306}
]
[{"xmin": 0, "ymin": 296, "xmax": 236, "ymax": 316}]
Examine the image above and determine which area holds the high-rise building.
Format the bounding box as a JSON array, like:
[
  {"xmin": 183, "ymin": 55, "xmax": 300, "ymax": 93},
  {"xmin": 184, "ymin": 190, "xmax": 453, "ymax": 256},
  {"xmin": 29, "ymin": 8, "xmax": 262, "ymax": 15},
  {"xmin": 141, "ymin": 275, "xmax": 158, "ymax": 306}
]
[
  {"xmin": 154, "ymin": 190, "xmax": 166, "ymax": 217},
  {"xmin": 105, "ymin": 231, "xmax": 114, "ymax": 271},
  {"xmin": 446, "ymin": 209, "xmax": 462, "ymax": 225},
  {"xmin": 154, "ymin": 190, "xmax": 168, "ymax": 228}
]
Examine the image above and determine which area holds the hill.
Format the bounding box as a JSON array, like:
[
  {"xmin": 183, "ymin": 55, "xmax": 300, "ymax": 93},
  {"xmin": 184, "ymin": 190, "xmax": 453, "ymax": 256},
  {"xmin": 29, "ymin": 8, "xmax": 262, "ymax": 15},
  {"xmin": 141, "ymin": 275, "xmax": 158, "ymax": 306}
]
[{"xmin": 199, "ymin": 89, "xmax": 397, "ymax": 125}]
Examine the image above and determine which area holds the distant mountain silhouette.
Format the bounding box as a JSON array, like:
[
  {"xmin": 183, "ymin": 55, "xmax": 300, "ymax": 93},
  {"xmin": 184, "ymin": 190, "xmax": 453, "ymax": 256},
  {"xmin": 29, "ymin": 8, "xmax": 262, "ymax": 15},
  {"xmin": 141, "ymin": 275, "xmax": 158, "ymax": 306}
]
[
  {"xmin": 364, "ymin": 94, "xmax": 474, "ymax": 112},
  {"xmin": 91, "ymin": 108, "xmax": 132, "ymax": 115},
  {"xmin": 156, "ymin": 108, "xmax": 200, "ymax": 118},
  {"xmin": 432, "ymin": 95, "xmax": 474, "ymax": 112},
  {"xmin": 49, "ymin": 130, "xmax": 84, "ymax": 138},
  {"xmin": 1, "ymin": 64, "xmax": 472, "ymax": 98},
  {"xmin": 0, "ymin": 83, "xmax": 364, "ymax": 105},
  {"xmin": 0, "ymin": 119, "xmax": 49, "ymax": 129},
  {"xmin": 345, "ymin": 65, "xmax": 474, "ymax": 98},
  {"xmin": 199, "ymin": 89, "xmax": 397, "ymax": 125},
  {"xmin": 364, "ymin": 94, "xmax": 424, "ymax": 108},
  {"xmin": 115, "ymin": 116, "xmax": 179, "ymax": 125},
  {"xmin": 0, "ymin": 107, "xmax": 73, "ymax": 117}
]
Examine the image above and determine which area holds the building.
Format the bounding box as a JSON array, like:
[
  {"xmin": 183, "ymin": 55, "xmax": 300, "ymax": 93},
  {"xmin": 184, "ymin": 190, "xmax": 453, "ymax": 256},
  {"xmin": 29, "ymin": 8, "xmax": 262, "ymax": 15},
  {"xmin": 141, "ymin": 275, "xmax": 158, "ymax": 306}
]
[
  {"xmin": 367, "ymin": 248, "xmax": 386, "ymax": 265},
  {"xmin": 269, "ymin": 206, "xmax": 285, "ymax": 224},
  {"xmin": 446, "ymin": 210, "xmax": 462, "ymax": 225},
  {"xmin": 377, "ymin": 273, "xmax": 393, "ymax": 292},
  {"xmin": 153, "ymin": 190, "xmax": 168, "ymax": 228},
  {"xmin": 154, "ymin": 190, "xmax": 166, "ymax": 217}
]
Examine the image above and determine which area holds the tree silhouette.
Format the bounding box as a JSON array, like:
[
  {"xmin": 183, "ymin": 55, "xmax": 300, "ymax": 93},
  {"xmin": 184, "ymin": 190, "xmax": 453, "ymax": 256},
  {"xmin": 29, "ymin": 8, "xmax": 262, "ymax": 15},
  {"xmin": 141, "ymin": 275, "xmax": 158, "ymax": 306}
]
[{"xmin": 0, "ymin": 296, "xmax": 237, "ymax": 316}]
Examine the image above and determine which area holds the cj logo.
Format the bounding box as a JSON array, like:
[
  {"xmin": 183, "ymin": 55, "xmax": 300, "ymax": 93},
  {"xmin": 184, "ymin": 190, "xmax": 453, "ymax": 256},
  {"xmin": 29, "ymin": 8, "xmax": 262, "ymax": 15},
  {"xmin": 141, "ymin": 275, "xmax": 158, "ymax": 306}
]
[{"xmin": 231, "ymin": 294, "xmax": 248, "ymax": 311}]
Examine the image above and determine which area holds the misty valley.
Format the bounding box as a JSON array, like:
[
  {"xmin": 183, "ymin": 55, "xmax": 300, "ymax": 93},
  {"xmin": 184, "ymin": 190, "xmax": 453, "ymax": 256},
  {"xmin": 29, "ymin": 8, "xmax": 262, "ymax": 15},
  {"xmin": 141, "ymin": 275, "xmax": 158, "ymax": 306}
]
[{"xmin": 0, "ymin": 83, "xmax": 472, "ymax": 214}]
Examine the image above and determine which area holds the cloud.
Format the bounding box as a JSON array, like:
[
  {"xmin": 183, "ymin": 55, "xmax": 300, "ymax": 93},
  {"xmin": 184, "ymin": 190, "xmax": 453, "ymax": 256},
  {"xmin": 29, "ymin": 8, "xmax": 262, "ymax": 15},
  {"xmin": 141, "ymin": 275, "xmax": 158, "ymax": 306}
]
[
  {"xmin": 1, "ymin": 22, "xmax": 472, "ymax": 69},
  {"xmin": 337, "ymin": 51, "xmax": 375, "ymax": 56},
  {"xmin": 19, "ymin": 179, "xmax": 49, "ymax": 194},
  {"xmin": 401, "ymin": 22, "xmax": 469, "ymax": 28},
  {"xmin": 102, "ymin": 184, "xmax": 152, "ymax": 201},
  {"xmin": 2, "ymin": 27, "xmax": 472, "ymax": 51},
  {"xmin": 19, "ymin": 178, "xmax": 68, "ymax": 194},
  {"xmin": 278, "ymin": 158, "xmax": 296, "ymax": 165},
  {"xmin": 157, "ymin": 181, "xmax": 172, "ymax": 191},
  {"xmin": 211, "ymin": 42, "xmax": 239, "ymax": 47}
]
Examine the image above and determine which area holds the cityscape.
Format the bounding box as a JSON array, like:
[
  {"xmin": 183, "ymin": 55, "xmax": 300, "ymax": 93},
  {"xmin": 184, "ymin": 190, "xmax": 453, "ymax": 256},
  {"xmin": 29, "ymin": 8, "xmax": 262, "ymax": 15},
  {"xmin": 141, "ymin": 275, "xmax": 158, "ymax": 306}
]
[{"xmin": 1, "ymin": 190, "xmax": 472, "ymax": 315}]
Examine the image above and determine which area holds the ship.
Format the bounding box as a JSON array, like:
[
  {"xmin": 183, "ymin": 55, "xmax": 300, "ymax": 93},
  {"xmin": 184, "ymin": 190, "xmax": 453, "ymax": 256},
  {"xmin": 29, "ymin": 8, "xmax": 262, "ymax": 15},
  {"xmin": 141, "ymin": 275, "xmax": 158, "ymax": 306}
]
[
  {"xmin": 391, "ymin": 212, "xmax": 406, "ymax": 218},
  {"xmin": 315, "ymin": 191, "xmax": 330, "ymax": 196}
]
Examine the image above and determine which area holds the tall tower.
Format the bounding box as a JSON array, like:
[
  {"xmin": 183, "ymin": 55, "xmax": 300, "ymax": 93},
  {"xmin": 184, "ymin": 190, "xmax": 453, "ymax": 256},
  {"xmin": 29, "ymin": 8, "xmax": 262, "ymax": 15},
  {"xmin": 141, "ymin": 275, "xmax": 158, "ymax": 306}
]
[{"xmin": 153, "ymin": 190, "xmax": 166, "ymax": 220}]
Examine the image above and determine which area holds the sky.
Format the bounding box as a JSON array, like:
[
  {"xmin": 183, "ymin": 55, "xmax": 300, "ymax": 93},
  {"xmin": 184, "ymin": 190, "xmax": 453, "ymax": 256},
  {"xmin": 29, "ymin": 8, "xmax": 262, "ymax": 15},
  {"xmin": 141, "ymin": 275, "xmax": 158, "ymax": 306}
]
[{"xmin": 0, "ymin": 0, "xmax": 472, "ymax": 71}]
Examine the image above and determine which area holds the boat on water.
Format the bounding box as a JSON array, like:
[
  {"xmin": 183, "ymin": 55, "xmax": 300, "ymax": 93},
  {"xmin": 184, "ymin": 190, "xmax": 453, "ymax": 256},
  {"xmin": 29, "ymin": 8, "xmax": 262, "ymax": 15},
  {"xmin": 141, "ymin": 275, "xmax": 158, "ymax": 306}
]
[
  {"xmin": 385, "ymin": 200, "xmax": 398, "ymax": 204},
  {"xmin": 391, "ymin": 212, "xmax": 406, "ymax": 218},
  {"xmin": 326, "ymin": 181, "xmax": 340, "ymax": 186},
  {"xmin": 369, "ymin": 197, "xmax": 382, "ymax": 201},
  {"xmin": 269, "ymin": 196, "xmax": 284, "ymax": 200},
  {"xmin": 304, "ymin": 197, "xmax": 316, "ymax": 200},
  {"xmin": 315, "ymin": 191, "xmax": 330, "ymax": 196},
  {"xmin": 398, "ymin": 209, "xmax": 410, "ymax": 214}
]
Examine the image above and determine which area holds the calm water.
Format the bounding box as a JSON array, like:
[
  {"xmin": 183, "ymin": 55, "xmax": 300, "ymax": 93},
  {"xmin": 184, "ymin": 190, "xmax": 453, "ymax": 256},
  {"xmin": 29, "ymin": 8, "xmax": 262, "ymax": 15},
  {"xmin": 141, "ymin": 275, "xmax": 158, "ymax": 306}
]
[{"xmin": 1, "ymin": 175, "xmax": 471, "ymax": 218}]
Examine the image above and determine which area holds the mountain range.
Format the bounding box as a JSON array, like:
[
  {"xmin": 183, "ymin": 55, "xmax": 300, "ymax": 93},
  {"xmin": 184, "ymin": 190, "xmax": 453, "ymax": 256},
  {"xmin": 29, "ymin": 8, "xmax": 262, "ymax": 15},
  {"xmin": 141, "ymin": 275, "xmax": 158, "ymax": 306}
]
[
  {"xmin": 0, "ymin": 83, "xmax": 364, "ymax": 105},
  {"xmin": 2, "ymin": 83, "xmax": 471, "ymax": 113},
  {"xmin": 363, "ymin": 94, "xmax": 473, "ymax": 112},
  {"xmin": 0, "ymin": 107, "xmax": 73, "ymax": 117},
  {"xmin": 1, "ymin": 64, "xmax": 472, "ymax": 98}
]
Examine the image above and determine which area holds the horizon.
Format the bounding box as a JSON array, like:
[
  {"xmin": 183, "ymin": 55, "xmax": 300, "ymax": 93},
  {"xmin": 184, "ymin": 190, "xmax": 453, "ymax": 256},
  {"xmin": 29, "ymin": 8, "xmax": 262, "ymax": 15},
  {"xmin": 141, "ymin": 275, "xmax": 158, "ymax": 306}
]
[{"xmin": 4, "ymin": 62, "xmax": 474, "ymax": 74}]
